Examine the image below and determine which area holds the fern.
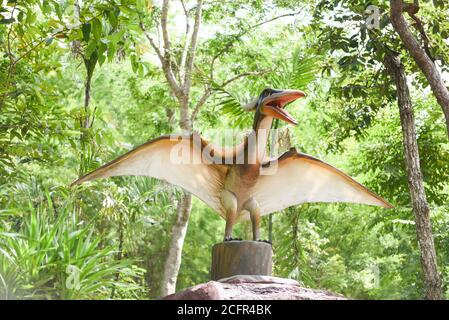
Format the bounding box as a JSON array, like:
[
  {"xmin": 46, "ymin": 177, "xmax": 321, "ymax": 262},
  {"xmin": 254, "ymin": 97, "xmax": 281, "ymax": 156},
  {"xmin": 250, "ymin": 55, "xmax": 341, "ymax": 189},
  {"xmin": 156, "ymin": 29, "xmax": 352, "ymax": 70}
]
[{"xmin": 215, "ymin": 47, "xmax": 319, "ymax": 128}]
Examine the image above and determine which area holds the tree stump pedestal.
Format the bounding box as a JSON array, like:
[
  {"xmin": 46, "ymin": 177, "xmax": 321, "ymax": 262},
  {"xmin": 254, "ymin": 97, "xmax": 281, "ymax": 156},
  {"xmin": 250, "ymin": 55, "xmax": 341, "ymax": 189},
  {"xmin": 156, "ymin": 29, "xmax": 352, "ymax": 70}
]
[{"xmin": 211, "ymin": 241, "xmax": 272, "ymax": 280}]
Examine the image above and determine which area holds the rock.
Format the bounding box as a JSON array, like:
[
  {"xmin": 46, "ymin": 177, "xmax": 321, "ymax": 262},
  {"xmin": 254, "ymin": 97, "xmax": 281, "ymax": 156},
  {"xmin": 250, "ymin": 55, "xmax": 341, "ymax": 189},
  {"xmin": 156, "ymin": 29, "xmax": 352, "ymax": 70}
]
[
  {"xmin": 162, "ymin": 275, "xmax": 346, "ymax": 300},
  {"xmin": 219, "ymin": 275, "xmax": 300, "ymax": 286}
]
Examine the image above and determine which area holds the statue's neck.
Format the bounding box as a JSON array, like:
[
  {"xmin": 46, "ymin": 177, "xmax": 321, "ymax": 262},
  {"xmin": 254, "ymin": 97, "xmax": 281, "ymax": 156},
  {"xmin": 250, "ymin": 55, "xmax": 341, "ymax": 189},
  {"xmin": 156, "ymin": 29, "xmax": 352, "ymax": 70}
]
[{"xmin": 244, "ymin": 115, "xmax": 273, "ymax": 164}]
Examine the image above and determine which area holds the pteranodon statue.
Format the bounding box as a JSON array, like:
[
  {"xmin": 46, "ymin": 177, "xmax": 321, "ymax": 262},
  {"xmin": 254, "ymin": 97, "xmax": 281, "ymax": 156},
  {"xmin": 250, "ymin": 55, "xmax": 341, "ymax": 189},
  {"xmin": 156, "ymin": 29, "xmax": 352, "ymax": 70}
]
[{"xmin": 73, "ymin": 88, "xmax": 392, "ymax": 241}]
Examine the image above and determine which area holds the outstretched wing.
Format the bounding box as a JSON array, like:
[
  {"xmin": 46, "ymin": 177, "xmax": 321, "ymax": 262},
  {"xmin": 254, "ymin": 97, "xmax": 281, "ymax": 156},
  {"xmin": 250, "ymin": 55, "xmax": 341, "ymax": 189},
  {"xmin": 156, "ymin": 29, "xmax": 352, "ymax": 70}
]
[
  {"xmin": 72, "ymin": 134, "xmax": 226, "ymax": 214},
  {"xmin": 251, "ymin": 149, "xmax": 392, "ymax": 217}
]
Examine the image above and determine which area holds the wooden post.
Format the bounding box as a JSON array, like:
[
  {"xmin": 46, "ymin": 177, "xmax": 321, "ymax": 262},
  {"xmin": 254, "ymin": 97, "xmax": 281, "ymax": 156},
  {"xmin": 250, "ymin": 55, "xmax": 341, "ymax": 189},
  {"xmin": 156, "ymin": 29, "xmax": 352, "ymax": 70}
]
[{"xmin": 211, "ymin": 241, "xmax": 273, "ymax": 280}]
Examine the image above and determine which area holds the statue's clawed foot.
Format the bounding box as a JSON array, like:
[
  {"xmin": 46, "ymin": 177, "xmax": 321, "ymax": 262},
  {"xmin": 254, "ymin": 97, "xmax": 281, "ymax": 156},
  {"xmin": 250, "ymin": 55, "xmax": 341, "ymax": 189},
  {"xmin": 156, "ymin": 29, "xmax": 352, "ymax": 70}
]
[{"xmin": 224, "ymin": 237, "xmax": 242, "ymax": 242}]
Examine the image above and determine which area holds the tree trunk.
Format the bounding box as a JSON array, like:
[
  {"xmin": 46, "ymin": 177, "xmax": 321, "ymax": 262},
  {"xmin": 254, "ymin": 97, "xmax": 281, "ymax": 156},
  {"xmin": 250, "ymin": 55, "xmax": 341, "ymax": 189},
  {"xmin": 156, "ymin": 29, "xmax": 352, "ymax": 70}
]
[
  {"xmin": 150, "ymin": 0, "xmax": 201, "ymax": 297},
  {"xmin": 159, "ymin": 91, "xmax": 194, "ymax": 297},
  {"xmin": 83, "ymin": 71, "xmax": 92, "ymax": 127},
  {"xmin": 390, "ymin": 0, "xmax": 449, "ymax": 139},
  {"xmin": 211, "ymin": 241, "xmax": 273, "ymax": 280},
  {"xmin": 159, "ymin": 98, "xmax": 193, "ymax": 296},
  {"xmin": 110, "ymin": 211, "xmax": 124, "ymax": 299},
  {"xmin": 383, "ymin": 52, "xmax": 442, "ymax": 300},
  {"xmin": 160, "ymin": 192, "xmax": 192, "ymax": 296},
  {"xmin": 78, "ymin": 56, "xmax": 97, "ymax": 176}
]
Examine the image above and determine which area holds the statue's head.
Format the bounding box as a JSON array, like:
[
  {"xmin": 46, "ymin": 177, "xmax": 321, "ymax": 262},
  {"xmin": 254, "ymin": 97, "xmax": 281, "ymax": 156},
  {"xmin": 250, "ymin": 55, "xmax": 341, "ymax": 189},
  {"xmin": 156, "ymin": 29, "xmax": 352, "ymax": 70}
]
[{"xmin": 243, "ymin": 88, "xmax": 306, "ymax": 126}]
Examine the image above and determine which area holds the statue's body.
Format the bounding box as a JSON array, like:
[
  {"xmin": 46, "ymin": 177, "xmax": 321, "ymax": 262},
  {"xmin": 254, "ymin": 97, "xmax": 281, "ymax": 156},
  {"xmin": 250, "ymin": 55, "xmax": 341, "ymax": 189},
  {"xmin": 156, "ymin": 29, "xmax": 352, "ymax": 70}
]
[{"xmin": 73, "ymin": 89, "xmax": 392, "ymax": 241}]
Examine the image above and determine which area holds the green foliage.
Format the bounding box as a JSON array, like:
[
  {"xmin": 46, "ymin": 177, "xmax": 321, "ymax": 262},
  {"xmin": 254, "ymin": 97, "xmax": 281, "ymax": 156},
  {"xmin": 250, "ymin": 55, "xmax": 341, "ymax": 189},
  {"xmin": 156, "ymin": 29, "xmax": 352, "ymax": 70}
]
[
  {"xmin": 0, "ymin": 192, "xmax": 144, "ymax": 299},
  {"xmin": 216, "ymin": 48, "xmax": 319, "ymax": 128}
]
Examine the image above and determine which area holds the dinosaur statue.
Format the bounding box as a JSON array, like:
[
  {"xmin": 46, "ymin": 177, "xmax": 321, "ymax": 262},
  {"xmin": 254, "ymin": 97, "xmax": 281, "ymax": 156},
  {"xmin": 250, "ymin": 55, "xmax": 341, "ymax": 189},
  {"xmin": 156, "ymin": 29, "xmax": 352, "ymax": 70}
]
[{"xmin": 73, "ymin": 88, "xmax": 392, "ymax": 241}]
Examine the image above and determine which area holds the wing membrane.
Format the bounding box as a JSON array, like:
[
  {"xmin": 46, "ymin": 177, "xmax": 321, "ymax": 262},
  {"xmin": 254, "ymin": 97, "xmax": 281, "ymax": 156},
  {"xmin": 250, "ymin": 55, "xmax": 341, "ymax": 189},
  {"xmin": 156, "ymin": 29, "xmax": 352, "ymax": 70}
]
[
  {"xmin": 72, "ymin": 134, "xmax": 227, "ymax": 214},
  {"xmin": 251, "ymin": 149, "xmax": 392, "ymax": 217}
]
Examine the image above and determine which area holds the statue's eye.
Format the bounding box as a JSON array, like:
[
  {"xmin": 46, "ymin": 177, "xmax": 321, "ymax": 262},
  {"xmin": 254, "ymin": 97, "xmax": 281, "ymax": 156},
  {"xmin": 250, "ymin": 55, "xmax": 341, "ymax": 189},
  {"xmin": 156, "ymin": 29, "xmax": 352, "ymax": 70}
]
[{"xmin": 262, "ymin": 89, "xmax": 273, "ymax": 97}]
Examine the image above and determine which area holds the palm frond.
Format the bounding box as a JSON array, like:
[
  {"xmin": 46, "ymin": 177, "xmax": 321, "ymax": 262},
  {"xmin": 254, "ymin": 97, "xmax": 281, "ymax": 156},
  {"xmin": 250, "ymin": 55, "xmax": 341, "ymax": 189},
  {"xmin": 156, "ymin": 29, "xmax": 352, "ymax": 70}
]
[
  {"xmin": 289, "ymin": 49, "xmax": 319, "ymax": 90},
  {"xmin": 213, "ymin": 46, "xmax": 319, "ymax": 128},
  {"xmin": 267, "ymin": 60, "xmax": 290, "ymax": 88},
  {"xmin": 214, "ymin": 87, "xmax": 254, "ymax": 128}
]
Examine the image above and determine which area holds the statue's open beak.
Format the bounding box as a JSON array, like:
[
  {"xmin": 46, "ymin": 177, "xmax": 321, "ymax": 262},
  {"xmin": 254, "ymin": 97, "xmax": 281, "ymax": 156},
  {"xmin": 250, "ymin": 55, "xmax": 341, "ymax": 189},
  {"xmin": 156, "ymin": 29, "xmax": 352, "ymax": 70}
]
[{"xmin": 261, "ymin": 90, "xmax": 305, "ymax": 125}]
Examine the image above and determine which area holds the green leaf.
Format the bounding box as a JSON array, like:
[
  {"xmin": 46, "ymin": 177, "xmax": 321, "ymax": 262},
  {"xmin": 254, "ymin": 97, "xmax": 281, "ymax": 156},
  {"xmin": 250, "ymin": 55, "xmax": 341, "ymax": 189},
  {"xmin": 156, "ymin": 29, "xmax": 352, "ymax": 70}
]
[
  {"xmin": 42, "ymin": 0, "xmax": 51, "ymax": 15},
  {"xmin": 97, "ymin": 43, "xmax": 107, "ymax": 66},
  {"xmin": 92, "ymin": 18, "xmax": 102, "ymax": 40},
  {"xmin": 108, "ymin": 10, "xmax": 118, "ymax": 29},
  {"xmin": 34, "ymin": 88, "xmax": 44, "ymax": 104},
  {"xmin": 69, "ymin": 139, "xmax": 77, "ymax": 150},
  {"xmin": 21, "ymin": 126, "xmax": 29, "ymax": 137},
  {"xmin": 109, "ymin": 29, "xmax": 125, "ymax": 43},
  {"xmin": 54, "ymin": 1, "xmax": 62, "ymax": 19},
  {"xmin": 26, "ymin": 10, "xmax": 36, "ymax": 24},
  {"xmin": 136, "ymin": 0, "xmax": 146, "ymax": 12},
  {"xmin": 98, "ymin": 52, "xmax": 106, "ymax": 66},
  {"xmin": 107, "ymin": 41, "xmax": 116, "ymax": 62},
  {"xmin": 85, "ymin": 39, "xmax": 97, "ymax": 59},
  {"xmin": 82, "ymin": 23, "xmax": 91, "ymax": 43},
  {"xmin": 130, "ymin": 55, "xmax": 138, "ymax": 73}
]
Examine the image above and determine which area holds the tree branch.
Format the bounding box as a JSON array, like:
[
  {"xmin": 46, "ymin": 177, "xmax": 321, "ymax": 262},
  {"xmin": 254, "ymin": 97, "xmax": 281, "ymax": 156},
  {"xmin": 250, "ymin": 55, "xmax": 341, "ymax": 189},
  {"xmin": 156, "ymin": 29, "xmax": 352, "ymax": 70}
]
[
  {"xmin": 403, "ymin": 0, "xmax": 434, "ymax": 61},
  {"xmin": 190, "ymin": 88, "xmax": 211, "ymax": 122},
  {"xmin": 190, "ymin": 69, "xmax": 272, "ymax": 122},
  {"xmin": 390, "ymin": 0, "xmax": 449, "ymax": 138},
  {"xmin": 155, "ymin": 0, "xmax": 184, "ymax": 100},
  {"xmin": 209, "ymin": 10, "xmax": 303, "ymax": 80},
  {"xmin": 139, "ymin": 21, "xmax": 163, "ymax": 61},
  {"xmin": 10, "ymin": 11, "xmax": 102, "ymax": 70},
  {"xmin": 183, "ymin": 0, "xmax": 203, "ymax": 94},
  {"xmin": 221, "ymin": 69, "xmax": 272, "ymax": 87},
  {"xmin": 161, "ymin": 0, "xmax": 171, "ymax": 58},
  {"xmin": 179, "ymin": 0, "xmax": 191, "ymax": 81},
  {"xmin": 140, "ymin": 22, "xmax": 183, "ymax": 99},
  {"xmin": 6, "ymin": 3, "xmax": 17, "ymax": 59}
]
